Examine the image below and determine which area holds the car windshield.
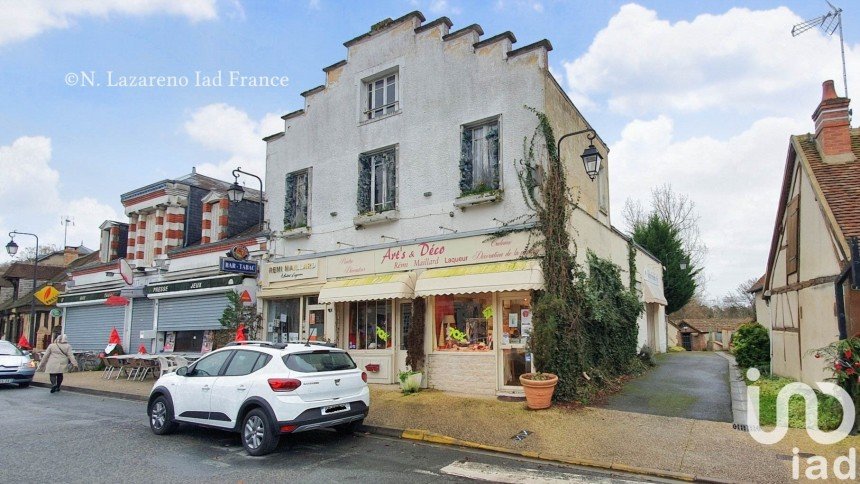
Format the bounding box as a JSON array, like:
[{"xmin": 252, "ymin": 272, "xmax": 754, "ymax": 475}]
[
  {"xmin": 282, "ymin": 350, "xmax": 357, "ymax": 373},
  {"xmin": 0, "ymin": 342, "xmax": 23, "ymax": 356}
]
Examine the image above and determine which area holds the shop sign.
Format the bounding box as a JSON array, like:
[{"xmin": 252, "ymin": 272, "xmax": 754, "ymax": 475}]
[
  {"xmin": 58, "ymin": 290, "xmax": 120, "ymax": 304},
  {"xmin": 34, "ymin": 286, "xmax": 59, "ymax": 306},
  {"xmin": 229, "ymin": 245, "xmax": 250, "ymax": 261},
  {"xmin": 327, "ymin": 231, "xmax": 534, "ymax": 278},
  {"xmin": 145, "ymin": 275, "xmax": 241, "ymax": 295},
  {"xmin": 220, "ymin": 257, "xmax": 258, "ymax": 275},
  {"xmin": 645, "ymin": 268, "xmax": 660, "ymax": 286},
  {"xmin": 264, "ymin": 259, "xmax": 319, "ymax": 283}
]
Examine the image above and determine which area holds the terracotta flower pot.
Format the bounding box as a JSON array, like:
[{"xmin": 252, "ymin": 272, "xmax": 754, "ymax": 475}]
[{"xmin": 519, "ymin": 372, "xmax": 558, "ymax": 409}]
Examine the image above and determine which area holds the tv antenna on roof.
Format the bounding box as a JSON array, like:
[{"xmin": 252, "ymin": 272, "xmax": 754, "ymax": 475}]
[
  {"xmin": 61, "ymin": 215, "xmax": 75, "ymax": 248},
  {"xmin": 791, "ymin": 1, "xmax": 848, "ymax": 98}
]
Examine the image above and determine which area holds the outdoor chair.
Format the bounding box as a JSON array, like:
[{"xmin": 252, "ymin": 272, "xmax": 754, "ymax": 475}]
[
  {"xmin": 114, "ymin": 358, "xmax": 132, "ymax": 380},
  {"xmin": 138, "ymin": 359, "xmax": 159, "ymax": 381},
  {"xmin": 157, "ymin": 356, "xmax": 178, "ymax": 377},
  {"xmin": 100, "ymin": 356, "xmax": 117, "ymax": 379},
  {"xmin": 171, "ymin": 355, "xmax": 190, "ymax": 368},
  {"xmin": 126, "ymin": 358, "xmax": 142, "ymax": 380}
]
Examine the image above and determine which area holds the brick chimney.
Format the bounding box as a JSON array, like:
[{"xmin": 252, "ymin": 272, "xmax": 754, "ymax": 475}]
[
  {"xmin": 812, "ymin": 80, "xmax": 855, "ymax": 164},
  {"xmin": 63, "ymin": 246, "xmax": 78, "ymax": 266}
]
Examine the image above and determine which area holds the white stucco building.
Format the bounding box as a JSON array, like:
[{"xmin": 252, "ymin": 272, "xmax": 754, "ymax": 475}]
[{"xmin": 260, "ymin": 11, "xmax": 667, "ymax": 396}]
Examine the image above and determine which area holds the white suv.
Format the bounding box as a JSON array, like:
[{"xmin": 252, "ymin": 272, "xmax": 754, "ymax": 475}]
[{"xmin": 147, "ymin": 341, "xmax": 369, "ymax": 456}]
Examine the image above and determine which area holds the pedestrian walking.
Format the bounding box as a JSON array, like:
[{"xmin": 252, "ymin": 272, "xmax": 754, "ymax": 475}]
[{"xmin": 37, "ymin": 334, "xmax": 78, "ymax": 393}]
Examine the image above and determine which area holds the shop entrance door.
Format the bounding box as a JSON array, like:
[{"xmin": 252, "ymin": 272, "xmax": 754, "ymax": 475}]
[
  {"xmin": 304, "ymin": 302, "xmax": 327, "ymax": 343},
  {"xmin": 395, "ymin": 301, "xmax": 413, "ymax": 375},
  {"xmin": 498, "ymin": 293, "xmax": 533, "ymax": 392}
]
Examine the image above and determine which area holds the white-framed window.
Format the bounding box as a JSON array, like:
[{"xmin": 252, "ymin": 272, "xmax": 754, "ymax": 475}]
[
  {"xmin": 459, "ymin": 119, "xmax": 500, "ymax": 195},
  {"xmin": 284, "ymin": 169, "xmax": 309, "ymax": 229},
  {"xmin": 364, "ymin": 72, "xmax": 398, "ymax": 120},
  {"xmin": 358, "ymin": 148, "xmax": 396, "ymax": 213}
]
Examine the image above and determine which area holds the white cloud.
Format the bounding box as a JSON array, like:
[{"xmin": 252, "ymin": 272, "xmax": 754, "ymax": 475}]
[
  {"xmin": 0, "ymin": 0, "xmax": 218, "ymax": 47},
  {"xmin": 429, "ymin": 0, "xmax": 461, "ymax": 16},
  {"xmin": 610, "ymin": 115, "xmax": 807, "ymax": 299},
  {"xmin": 563, "ymin": 3, "xmax": 859, "ymax": 117},
  {"xmin": 184, "ymin": 103, "xmax": 283, "ymax": 182},
  {"xmin": 0, "ymin": 136, "xmax": 120, "ymax": 262}
]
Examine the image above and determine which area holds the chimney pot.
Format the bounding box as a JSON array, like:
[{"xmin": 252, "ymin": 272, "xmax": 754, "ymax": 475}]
[{"xmin": 822, "ymin": 80, "xmax": 838, "ymax": 101}]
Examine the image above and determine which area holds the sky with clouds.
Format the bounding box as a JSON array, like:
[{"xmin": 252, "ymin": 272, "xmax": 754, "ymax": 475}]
[{"xmin": 0, "ymin": 0, "xmax": 857, "ymax": 301}]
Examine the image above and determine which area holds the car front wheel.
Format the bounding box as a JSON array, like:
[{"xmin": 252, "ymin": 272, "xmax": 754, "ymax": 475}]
[
  {"xmin": 149, "ymin": 395, "xmax": 178, "ymax": 435},
  {"xmin": 242, "ymin": 408, "xmax": 279, "ymax": 456}
]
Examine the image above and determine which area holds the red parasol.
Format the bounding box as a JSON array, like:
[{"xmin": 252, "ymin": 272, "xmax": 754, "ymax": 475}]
[
  {"xmin": 235, "ymin": 324, "xmax": 247, "ymax": 342},
  {"xmin": 108, "ymin": 327, "xmax": 122, "ymax": 345},
  {"xmin": 17, "ymin": 334, "xmax": 31, "ymax": 350},
  {"xmin": 138, "ymin": 344, "xmax": 148, "ymax": 354}
]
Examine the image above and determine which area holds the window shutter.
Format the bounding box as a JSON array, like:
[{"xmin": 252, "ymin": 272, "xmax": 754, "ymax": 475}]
[
  {"xmin": 284, "ymin": 173, "xmax": 296, "ymax": 228},
  {"xmin": 486, "ymin": 123, "xmax": 500, "ymax": 189},
  {"xmin": 459, "ymin": 128, "xmax": 473, "ymax": 193},
  {"xmin": 384, "ymin": 151, "xmax": 396, "ymax": 210},
  {"xmin": 786, "ymin": 196, "xmax": 799, "ymax": 275},
  {"xmin": 357, "ymin": 154, "xmax": 372, "ymax": 213}
]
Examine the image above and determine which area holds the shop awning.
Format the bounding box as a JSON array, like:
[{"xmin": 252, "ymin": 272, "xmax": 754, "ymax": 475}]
[
  {"xmin": 259, "ymin": 281, "xmax": 325, "ymax": 299},
  {"xmin": 643, "ymin": 280, "xmax": 668, "ymax": 305},
  {"xmin": 414, "ymin": 260, "xmax": 543, "ymax": 296},
  {"xmin": 318, "ymin": 273, "xmax": 416, "ymax": 303}
]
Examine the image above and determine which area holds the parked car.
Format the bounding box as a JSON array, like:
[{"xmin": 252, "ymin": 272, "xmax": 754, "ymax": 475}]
[
  {"xmin": 147, "ymin": 341, "xmax": 369, "ymax": 456},
  {"xmin": 0, "ymin": 340, "xmax": 36, "ymax": 388}
]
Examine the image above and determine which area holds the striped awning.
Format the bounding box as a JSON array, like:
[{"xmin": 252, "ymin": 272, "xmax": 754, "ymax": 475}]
[
  {"xmin": 318, "ymin": 272, "xmax": 416, "ymax": 303},
  {"xmin": 414, "ymin": 260, "xmax": 543, "ymax": 296}
]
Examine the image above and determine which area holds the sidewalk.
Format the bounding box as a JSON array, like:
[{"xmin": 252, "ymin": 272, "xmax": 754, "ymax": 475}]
[
  {"xmin": 34, "ymin": 371, "xmax": 860, "ymax": 483},
  {"xmin": 714, "ymin": 352, "xmax": 748, "ymax": 426}
]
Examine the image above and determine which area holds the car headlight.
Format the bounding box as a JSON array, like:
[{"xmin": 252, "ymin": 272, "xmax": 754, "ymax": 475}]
[{"xmin": 20, "ymin": 360, "xmax": 36, "ymax": 369}]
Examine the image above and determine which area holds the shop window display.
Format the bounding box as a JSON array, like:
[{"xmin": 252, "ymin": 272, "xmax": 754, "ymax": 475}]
[
  {"xmin": 434, "ymin": 294, "xmax": 493, "ymax": 352},
  {"xmin": 348, "ymin": 300, "xmax": 392, "ymax": 350}
]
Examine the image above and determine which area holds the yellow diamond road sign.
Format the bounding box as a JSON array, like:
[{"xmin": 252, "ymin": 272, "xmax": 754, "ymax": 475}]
[{"xmin": 35, "ymin": 286, "xmax": 59, "ymax": 306}]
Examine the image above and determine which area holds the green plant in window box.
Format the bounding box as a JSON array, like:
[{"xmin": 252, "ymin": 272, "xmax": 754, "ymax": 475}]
[{"xmin": 458, "ymin": 185, "xmax": 502, "ymax": 199}]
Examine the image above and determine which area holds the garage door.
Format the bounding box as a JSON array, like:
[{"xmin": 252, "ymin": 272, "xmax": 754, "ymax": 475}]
[{"xmin": 63, "ymin": 305, "xmax": 126, "ymax": 351}]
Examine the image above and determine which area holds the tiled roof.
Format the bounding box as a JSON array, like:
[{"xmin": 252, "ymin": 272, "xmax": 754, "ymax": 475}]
[
  {"xmin": 670, "ymin": 318, "xmax": 751, "ymax": 333},
  {"xmin": 0, "ymin": 252, "xmax": 99, "ymax": 311},
  {"xmin": 795, "ymin": 129, "xmax": 860, "ymax": 239},
  {"xmin": 2, "ymin": 263, "xmax": 66, "ymax": 281},
  {"xmin": 749, "ymin": 274, "xmax": 765, "ymax": 293}
]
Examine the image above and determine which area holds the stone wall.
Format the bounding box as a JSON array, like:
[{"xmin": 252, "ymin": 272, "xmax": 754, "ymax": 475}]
[{"xmin": 427, "ymin": 353, "xmax": 496, "ymax": 395}]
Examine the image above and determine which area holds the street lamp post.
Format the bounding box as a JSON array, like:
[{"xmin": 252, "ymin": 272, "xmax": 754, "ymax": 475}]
[
  {"xmin": 227, "ymin": 166, "xmax": 264, "ymax": 228},
  {"xmin": 556, "ymin": 128, "xmax": 604, "ymax": 181},
  {"xmin": 6, "ymin": 231, "xmax": 39, "ymax": 349}
]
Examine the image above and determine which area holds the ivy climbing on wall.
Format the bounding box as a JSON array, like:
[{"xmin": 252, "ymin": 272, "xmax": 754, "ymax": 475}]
[{"xmin": 516, "ymin": 107, "xmax": 644, "ymax": 402}]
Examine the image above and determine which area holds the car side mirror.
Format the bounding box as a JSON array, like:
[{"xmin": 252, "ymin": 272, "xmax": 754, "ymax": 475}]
[{"xmin": 176, "ymin": 367, "xmax": 188, "ymax": 377}]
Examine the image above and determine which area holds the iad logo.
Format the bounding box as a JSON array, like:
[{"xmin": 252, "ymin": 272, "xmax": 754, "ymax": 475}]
[{"xmin": 745, "ymin": 368, "xmax": 855, "ymax": 445}]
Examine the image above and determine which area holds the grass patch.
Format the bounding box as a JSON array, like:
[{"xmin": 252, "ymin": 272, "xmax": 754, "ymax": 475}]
[{"xmin": 747, "ymin": 375, "xmax": 844, "ymax": 431}]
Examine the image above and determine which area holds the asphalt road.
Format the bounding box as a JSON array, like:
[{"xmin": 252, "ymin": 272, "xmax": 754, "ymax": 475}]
[
  {"xmin": 599, "ymin": 352, "xmax": 732, "ymax": 422},
  {"xmin": 0, "ymin": 385, "xmax": 665, "ymax": 483}
]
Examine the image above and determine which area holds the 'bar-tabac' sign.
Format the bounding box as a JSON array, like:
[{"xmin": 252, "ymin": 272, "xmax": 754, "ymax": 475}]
[
  {"xmin": 220, "ymin": 257, "xmax": 258, "ymax": 275},
  {"xmin": 145, "ymin": 275, "xmax": 241, "ymax": 295}
]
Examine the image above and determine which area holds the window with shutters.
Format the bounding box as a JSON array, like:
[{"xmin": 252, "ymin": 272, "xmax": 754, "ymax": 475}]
[
  {"xmin": 284, "ymin": 169, "xmax": 309, "ymax": 229},
  {"xmin": 363, "ymin": 71, "xmax": 398, "ymax": 121},
  {"xmin": 357, "ymin": 148, "xmax": 396, "ymax": 214},
  {"xmin": 786, "ymin": 195, "xmax": 800, "ymax": 275},
  {"xmin": 459, "ymin": 119, "xmax": 500, "ymax": 196}
]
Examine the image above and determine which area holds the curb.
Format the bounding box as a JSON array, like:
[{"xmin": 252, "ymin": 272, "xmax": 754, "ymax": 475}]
[
  {"xmin": 367, "ymin": 426, "xmax": 738, "ymax": 484},
  {"xmin": 31, "ymin": 381, "xmax": 148, "ymax": 402}
]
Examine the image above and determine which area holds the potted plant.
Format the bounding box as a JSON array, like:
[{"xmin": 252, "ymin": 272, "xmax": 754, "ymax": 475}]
[
  {"xmin": 519, "ymin": 372, "xmax": 558, "ymax": 409},
  {"xmin": 398, "ymin": 370, "xmax": 423, "ymax": 394}
]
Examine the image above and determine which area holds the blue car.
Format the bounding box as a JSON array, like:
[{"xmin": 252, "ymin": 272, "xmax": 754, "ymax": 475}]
[{"xmin": 0, "ymin": 340, "xmax": 36, "ymax": 388}]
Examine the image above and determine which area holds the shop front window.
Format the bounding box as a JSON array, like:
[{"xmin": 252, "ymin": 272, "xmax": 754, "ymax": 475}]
[
  {"xmin": 348, "ymin": 300, "xmax": 392, "ymax": 350},
  {"xmin": 172, "ymin": 331, "xmax": 204, "ymax": 352},
  {"xmin": 269, "ymin": 298, "xmax": 301, "ymax": 343},
  {"xmin": 434, "ymin": 293, "xmax": 493, "ymax": 352},
  {"xmin": 501, "ymin": 295, "xmax": 532, "ymax": 386}
]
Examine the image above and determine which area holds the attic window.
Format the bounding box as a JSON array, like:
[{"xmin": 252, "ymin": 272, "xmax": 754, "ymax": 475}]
[{"xmin": 364, "ymin": 71, "xmax": 398, "ymax": 120}]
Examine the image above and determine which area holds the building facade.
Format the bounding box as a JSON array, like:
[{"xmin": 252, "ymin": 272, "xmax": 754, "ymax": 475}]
[
  {"xmin": 58, "ymin": 171, "xmax": 265, "ymax": 353},
  {"xmin": 756, "ymin": 81, "xmax": 860, "ymax": 385},
  {"xmin": 259, "ymin": 12, "xmax": 667, "ymax": 396}
]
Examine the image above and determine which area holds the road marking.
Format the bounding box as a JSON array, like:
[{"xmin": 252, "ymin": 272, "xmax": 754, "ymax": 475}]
[
  {"xmin": 413, "ymin": 469, "xmax": 440, "ymax": 476},
  {"xmin": 439, "ymin": 461, "xmax": 643, "ymax": 483}
]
